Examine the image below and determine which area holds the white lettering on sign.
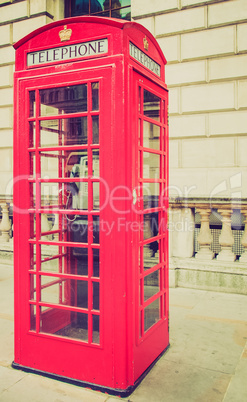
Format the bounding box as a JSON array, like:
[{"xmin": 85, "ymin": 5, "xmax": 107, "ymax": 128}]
[
  {"xmin": 129, "ymin": 42, "xmax": 161, "ymax": 77},
  {"xmin": 27, "ymin": 38, "xmax": 108, "ymax": 67}
]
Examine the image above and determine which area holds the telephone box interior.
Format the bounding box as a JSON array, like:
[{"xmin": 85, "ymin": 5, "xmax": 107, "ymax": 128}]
[{"xmin": 13, "ymin": 17, "xmax": 169, "ymax": 396}]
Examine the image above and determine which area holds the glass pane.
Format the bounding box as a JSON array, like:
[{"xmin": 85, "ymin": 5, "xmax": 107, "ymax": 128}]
[
  {"xmin": 40, "ymin": 214, "xmax": 66, "ymax": 241},
  {"xmin": 30, "ymin": 153, "xmax": 35, "ymax": 177},
  {"xmin": 92, "ymin": 82, "xmax": 99, "ymax": 110},
  {"xmin": 77, "ymin": 280, "xmax": 88, "ymax": 308},
  {"xmin": 93, "ymin": 282, "xmax": 100, "ymax": 310},
  {"xmin": 68, "ymin": 219, "xmax": 89, "ymax": 267},
  {"xmin": 143, "ymin": 182, "xmax": 160, "ymax": 209},
  {"xmin": 144, "ymin": 298, "xmax": 160, "ymax": 332},
  {"xmin": 66, "ymin": 117, "xmax": 88, "ymax": 145},
  {"xmin": 143, "ymin": 213, "xmax": 159, "ymax": 240},
  {"xmin": 40, "ymin": 150, "xmax": 89, "ymax": 180},
  {"xmin": 96, "ymin": 11, "xmax": 109, "ymax": 17},
  {"xmin": 93, "ymin": 216, "xmax": 100, "ymax": 244},
  {"xmin": 93, "ymin": 182, "xmax": 100, "ymax": 210},
  {"xmin": 76, "ymin": 252, "xmax": 88, "ymax": 275},
  {"xmin": 30, "ymin": 183, "xmax": 36, "ymax": 209},
  {"xmin": 30, "ymin": 214, "xmax": 36, "ymax": 239},
  {"xmin": 139, "ymin": 311, "xmax": 143, "ymax": 338},
  {"xmin": 41, "ymin": 275, "xmax": 88, "ymax": 308},
  {"xmin": 92, "ymin": 315, "xmax": 100, "ymax": 344},
  {"xmin": 41, "ymin": 245, "xmax": 88, "ymax": 276},
  {"xmin": 41, "ymin": 308, "xmax": 88, "ymax": 342},
  {"xmin": 30, "ymin": 274, "xmax": 36, "ymax": 300},
  {"xmin": 138, "ymin": 119, "xmax": 141, "ymax": 146},
  {"xmin": 119, "ymin": 0, "xmax": 131, "ymax": 6},
  {"xmin": 143, "ymin": 90, "xmax": 160, "ymax": 121},
  {"xmin": 40, "ymin": 245, "xmax": 79, "ymax": 274},
  {"xmin": 30, "ymin": 305, "xmax": 36, "ymax": 331},
  {"xmin": 143, "ymin": 152, "xmax": 160, "ymax": 179},
  {"xmin": 91, "ymin": 0, "xmax": 103, "ymax": 13},
  {"xmin": 119, "ymin": 6, "xmax": 131, "ymax": 20},
  {"xmin": 40, "ymin": 150, "xmax": 63, "ymax": 179},
  {"xmin": 41, "ymin": 275, "xmax": 62, "ymax": 305},
  {"xmin": 143, "ymin": 121, "xmax": 160, "ymax": 150},
  {"xmin": 110, "ymin": 6, "xmax": 122, "ymax": 18},
  {"xmin": 93, "ymin": 249, "xmax": 100, "ymax": 277},
  {"xmin": 92, "ymin": 150, "xmax": 99, "ymax": 177},
  {"xmin": 71, "ymin": 0, "xmax": 89, "ymax": 15},
  {"xmin": 29, "ymin": 91, "xmax": 36, "ymax": 117},
  {"xmin": 69, "ymin": 216, "xmax": 88, "ymax": 244},
  {"xmin": 58, "ymin": 312, "xmax": 88, "ymax": 341},
  {"xmin": 40, "ymin": 117, "xmax": 87, "ymax": 147},
  {"xmin": 139, "ymin": 87, "xmax": 142, "ymax": 114},
  {"xmin": 68, "ymin": 151, "xmax": 89, "ymax": 210},
  {"xmin": 92, "ymin": 115, "xmax": 99, "ymax": 144},
  {"xmin": 100, "ymin": 0, "xmax": 109, "ymax": 10},
  {"xmin": 41, "ymin": 252, "xmax": 64, "ymax": 274},
  {"xmin": 40, "ymin": 182, "xmax": 64, "ymax": 209},
  {"xmin": 68, "ymin": 150, "xmax": 89, "ymax": 177},
  {"xmin": 30, "ymin": 243, "xmax": 36, "ymax": 267},
  {"xmin": 29, "ymin": 121, "xmax": 35, "ymax": 148},
  {"xmin": 40, "ymin": 85, "xmax": 87, "ymax": 116},
  {"xmin": 144, "ymin": 270, "xmax": 159, "ymax": 301},
  {"xmin": 143, "ymin": 241, "xmax": 159, "ymax": 270},
  {"xmin": 39, "ymin": 213, "xmax": 89, "ymax": 245},
  {"xmin": 39, "ymin": 245, "xmax": 88, "ymax": 276}
]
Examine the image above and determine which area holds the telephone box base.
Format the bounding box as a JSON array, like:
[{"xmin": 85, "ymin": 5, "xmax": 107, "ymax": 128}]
[{"xmin": 12, "ymin": 345, "xmax": 170, "ymax": 398}]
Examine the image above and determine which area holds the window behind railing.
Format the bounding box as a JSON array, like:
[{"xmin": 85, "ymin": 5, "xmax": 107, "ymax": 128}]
[
  {"xmin": 194, "ymin": 209, "xmax": 245, "ymax": 258},
  {"xmin": 65, "ymin": 0, "xmax": 131, "ymax": 20}
]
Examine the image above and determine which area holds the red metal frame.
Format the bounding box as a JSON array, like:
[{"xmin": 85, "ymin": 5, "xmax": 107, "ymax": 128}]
[{"xmin": 13, "ymin": 17, "xmax": 168, "ymax": 396}]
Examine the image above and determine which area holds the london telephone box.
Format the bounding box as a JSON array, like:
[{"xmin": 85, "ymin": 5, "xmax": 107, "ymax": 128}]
[{"xmin": 13, "ymin": 16, "xmax": 169, "ymax": 396}]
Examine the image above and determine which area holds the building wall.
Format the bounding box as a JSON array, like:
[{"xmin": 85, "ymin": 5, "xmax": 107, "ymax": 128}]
[
  {"xmin": 0, "ymin": 0, "xmax": 247, "ymax": 200},
  {"xmin": 133, "ymin": 0, "xmax": 247, "ymax": 199},
  {"xmin": 0, "ymin": 0, "xmax": 64, "ymax": 196}
]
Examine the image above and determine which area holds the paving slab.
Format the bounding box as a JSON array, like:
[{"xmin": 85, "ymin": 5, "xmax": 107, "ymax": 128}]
[
  {"xmin": 0, "ymin": 318, "xmax": 14, "ymax": 367},
  {"xmin": 1, "ymin": 262, "xmax": 247, "ymax": 401},
  {"xmin": 168, "ymin": 289, "xmax": 247, "ymax": 374},
  {"xmin": 188, "ymin": 291, "xmax": 247, "ymax": 322},
  {"xmin": 129, "ymin": 360, "xmax": 231, "ymax": 402},
  {"xmin": 0, "ymin": 371, "xmax": 110, "ymax": 402},
  {"xmin": 223, "ymin": 342, "xmax": 247, "ymax": 402},
  {"xmin": 0, "ymin": 366, "xmax": 27, "ymax": 395}
]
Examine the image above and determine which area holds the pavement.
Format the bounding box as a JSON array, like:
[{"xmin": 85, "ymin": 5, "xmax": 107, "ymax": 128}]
[{"xmin": 1, "ymin": 260, "xmax": 247, "ymax": 401}]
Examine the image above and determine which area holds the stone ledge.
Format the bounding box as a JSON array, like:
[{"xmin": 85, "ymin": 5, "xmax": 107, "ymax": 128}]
[{"xmin": 170, "ymin": 257, "xmax": 247, "ymax": 295}]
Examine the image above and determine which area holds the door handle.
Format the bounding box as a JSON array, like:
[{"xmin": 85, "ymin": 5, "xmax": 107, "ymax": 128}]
[{"xmin": 132, "ymin": 188, "xmax": 137, "ymax": 205}]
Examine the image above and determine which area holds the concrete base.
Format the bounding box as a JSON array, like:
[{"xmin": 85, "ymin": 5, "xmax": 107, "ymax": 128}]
[
  {"xmin": 240, "ymin": 252, "xmax": 247, "ymax": 263},
  {"xmin": 195, "ymin": 247, "xmax": 215, "ymax": 260},
  {"xmin": 217, "ymin": 248, "xmax": 236, "ymax": 262},
  {"xmin": 169, "ymin": 257, "xmax": 247, "ymax": 295}
]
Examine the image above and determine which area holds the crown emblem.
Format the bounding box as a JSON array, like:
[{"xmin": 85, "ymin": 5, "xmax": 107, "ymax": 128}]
[
  {"xmin": 59, "ymin": 25, "xmax": 72, "ymax": 42},
  {"xmin": 143, "ymin": 36, "xmax": 149, "ymax": 51}
]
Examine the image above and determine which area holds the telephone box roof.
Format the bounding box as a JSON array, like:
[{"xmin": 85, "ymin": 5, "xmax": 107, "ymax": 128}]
[{"xmin": 13, "ymin": 16, "xmax": 166, "ymax": 65}]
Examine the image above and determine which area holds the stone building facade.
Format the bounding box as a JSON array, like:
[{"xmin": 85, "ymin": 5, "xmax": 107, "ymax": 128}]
[
  {"xmin": 133, "ymin": 0, "xmax": 247, "ymax": 200},
  {"xmin": 0, "ymin": 0, "xmax": 247, "ymax": 293}
]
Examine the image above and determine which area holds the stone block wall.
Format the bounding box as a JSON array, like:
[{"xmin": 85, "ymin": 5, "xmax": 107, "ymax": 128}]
[{"xmin": 132, "ymin": 0, "xmax": 247, "ymax": 199}]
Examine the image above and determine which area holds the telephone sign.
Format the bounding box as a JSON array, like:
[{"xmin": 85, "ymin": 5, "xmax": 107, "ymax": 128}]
[
  {"xmin": 27, "ymin": 38, "xmax": 108, "ymax": 66},
  {"xmin": 129, "ymin": 42, "xmax": 161, "ymax": 76},
  {"xmin": 13, "ymin": 16, "xmax": 169, "ymax": 397}
]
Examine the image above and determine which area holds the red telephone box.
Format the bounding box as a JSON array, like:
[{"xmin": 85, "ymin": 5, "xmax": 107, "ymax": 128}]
[{"xmin": 13, "ymin": 16, "xmax": 169, "ymax": 396}]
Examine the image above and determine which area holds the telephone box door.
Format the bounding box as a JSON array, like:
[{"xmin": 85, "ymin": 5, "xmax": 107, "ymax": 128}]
[
  {"xmin": 14, "ymin": 66, "xmax": 115, "ymax": 386},
  {"xmin": 133, "ymin": 71, "xmax": 169, "ymax": 381}
]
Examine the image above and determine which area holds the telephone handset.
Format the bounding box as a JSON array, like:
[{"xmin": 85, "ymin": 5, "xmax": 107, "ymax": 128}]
[{"xmin": 66, "ymin": 152, "xmax": 99, "ymax": 211}]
